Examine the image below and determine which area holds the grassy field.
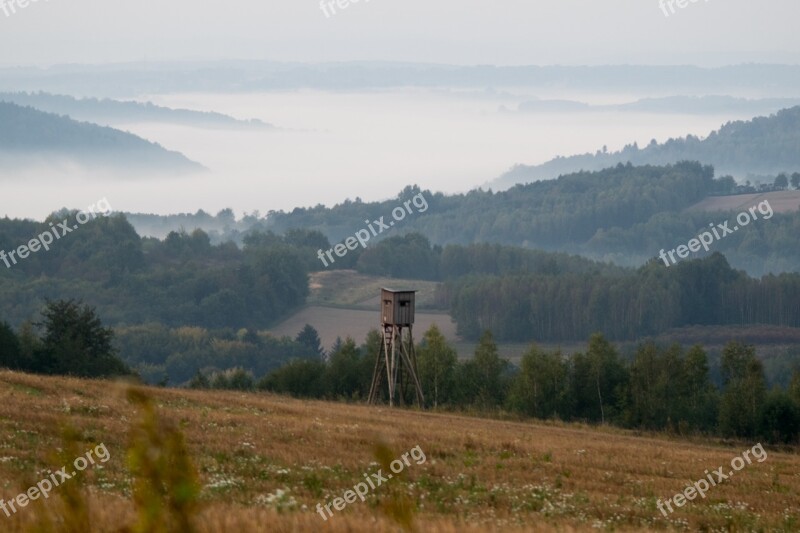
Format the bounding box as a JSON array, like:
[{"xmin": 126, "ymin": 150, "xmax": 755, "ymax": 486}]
[
  {"xmin": 688, "ymin": 190, "xmax": 800, "ymax": 214},
  {"xmin": 275, "ymin": 269, "xmax": 457, "ymax": 354},
  {"xmin": 0, "ymin": 370, "xmax": 798, "ymax": 532},
  {"xmin": 268, "ymin": 305, "xmax": 458, "ymax": 354},
  {"xmin": 307, "ymin": 270, "xmax": 441, "ymax": 310},
  {"xmin": 267, "ymin": 306, "xmax": 583, "ymax": 362},
  {"xmin": 280, "ymin": 270, "xmax": 586, "ymax": 360},
  {"xmin": 277, "ymin": 271, "xmax": 800, "ymax": 365}
]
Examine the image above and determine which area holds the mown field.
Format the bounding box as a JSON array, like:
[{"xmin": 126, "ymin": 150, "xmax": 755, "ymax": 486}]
[{"xmin": 0, "ymin": 370, "xmax": 798, "ymax": 532}]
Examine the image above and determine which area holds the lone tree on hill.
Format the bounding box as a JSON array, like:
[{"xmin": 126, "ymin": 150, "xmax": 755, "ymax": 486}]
[
  {"xmin": 791, "ymin": 172, "xmax": 800, "ymax": 190},
  {"xmin": 35, "ymin": 299, "xmax": 129, "ymax": 378}
]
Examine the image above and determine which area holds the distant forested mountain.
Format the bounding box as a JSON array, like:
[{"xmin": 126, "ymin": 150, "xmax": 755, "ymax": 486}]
[
  {"xmin": 111, "ymin": 162, "xmax": 800, "ymax": 276},
  {"xmin": 492, "ymin": 106, "xmax": 800, "ymax": 188},
  {"xmin": 0, "ymin": 92, "xmax": 273, "ymax": 129},
  {"xmin": 256, "ymin": 163, "xmax": 800, "ymax": 276},
  {"xmin": 0, "ymin": 102, "xmax": 204, "ymax": 172},
  {"xmin": 265, "ymin": 163, "xmax": 718, "ymax": 245}
]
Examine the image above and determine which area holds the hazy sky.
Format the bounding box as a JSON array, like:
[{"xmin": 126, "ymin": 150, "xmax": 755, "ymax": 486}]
[
  {"xmin": 0, "ymin": 0, "xmax": 798, "ymax": 67},
  {"xmin": 1, "ymin": 0, "xmax": 799, "ymax": 220}
]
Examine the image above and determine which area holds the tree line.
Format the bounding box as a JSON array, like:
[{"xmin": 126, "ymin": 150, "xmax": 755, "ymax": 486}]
[
  {"xmin": 256, "ymin": 326, "xmax": 800, "ymax": 445},
  {"xmin": 2, "ymin": 303, "xmax": 798, "ymax": 445},
  {"xmin": 0, "ymin": 302, "xmax": 325, "ymax": 386},
  {"xmin": 442, "ymin": 252, "xmax": 800, "ymax": 342},
  {"xmin": 0, "ymin": 300, "xmax": 129, "ymax": 378},
  {"xmin": 323, "ymin": 234, "xmax": 800, "ymax": 343},
  {"xmin": 0, "ymin": 213, "xmax": 317, "ymax": 330}
]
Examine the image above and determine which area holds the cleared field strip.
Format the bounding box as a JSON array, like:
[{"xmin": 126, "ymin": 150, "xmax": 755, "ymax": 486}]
[
  {"xmin": 689, "ymin": 190, "xmax": 800, "ymax": 213},
  {"xmin": 268, "ymin": 305, "xmax": 458, "ymax": 352}
]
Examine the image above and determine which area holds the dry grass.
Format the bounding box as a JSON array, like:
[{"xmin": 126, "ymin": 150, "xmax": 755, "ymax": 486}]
[{"xmin": 0, "ymin": 370, "xmax": 798, "ymax": 532}]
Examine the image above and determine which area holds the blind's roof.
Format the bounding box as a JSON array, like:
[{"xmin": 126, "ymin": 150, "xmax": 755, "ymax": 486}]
[{"xmin": 381, "ymin": 287, "xmax": 417, "ymax": 294}]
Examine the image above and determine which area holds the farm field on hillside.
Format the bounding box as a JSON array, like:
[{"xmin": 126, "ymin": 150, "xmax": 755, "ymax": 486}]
[
  {"xmin": 688, "ymin": 190, "xmax": 800, "ymax": 214},
  {"xmin": 0, "ymin": 371, "xmax": 797, "ymax": 532},
  {"xmin": 268, "ymin": 305, "xmax": 457, "ymax": 353},
  {"xmin": 308, "ymin": 270, "xmax": 442, "ymax": 310}
]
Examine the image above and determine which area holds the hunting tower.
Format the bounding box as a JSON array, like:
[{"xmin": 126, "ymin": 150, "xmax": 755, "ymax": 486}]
[{"xmin": 368, "ymin": 288, "xmax": 425, "ymax": 407}]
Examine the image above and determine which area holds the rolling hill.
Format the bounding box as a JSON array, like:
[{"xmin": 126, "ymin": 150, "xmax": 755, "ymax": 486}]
[
  {"xmin": 0, "ymin": 101, "xmax": 204, "ymax": 173},
  {"xmin": 492, "ymin": 106, "xmax": 800, "ymax": 189},
  {"xmin": 0, "ymin": 92, "xmax": 274, "ymax": 130}
]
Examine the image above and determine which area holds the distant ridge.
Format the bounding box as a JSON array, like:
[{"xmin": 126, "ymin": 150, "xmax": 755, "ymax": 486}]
[
  {"xmin": 1, "ymin": 62, "xmax": 800, "ymax": 96},
  {"xmin": 0, "ymin": 101, "xmax": 205, "ymax": 173},
  {"xmin": 0, "ymin": 91, "xmax": 274, "ymax": 130},
  {"xmin": 491, "ymin": 106, "xmax": 800, "ymax": 189}
]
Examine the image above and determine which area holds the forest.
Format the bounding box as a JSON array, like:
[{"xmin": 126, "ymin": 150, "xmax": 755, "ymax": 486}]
[
  {"xmin": 111, "ymin": 161, "xmax": 800, "ymax": 275},
  {"xmin": 210, "ymin": 328, "xmax": 800, "ymax": 445},
  {"xmin": 3, "ymin": 197, "xmax": 800, "ymax": 345},
  {"xmin": 3, "ymin": 305, "xmax": 799, "ymax": 444},
  {"xmin": 0, "ymin": 213, "xmax": 314, "ymax": 329},
  {"xmin": 258, "ymin": 163, "xmax": 800, "ymax": 275},
  {"xmin": 439, "ymin": 251, "xmax": 800, "ymax": 341}
]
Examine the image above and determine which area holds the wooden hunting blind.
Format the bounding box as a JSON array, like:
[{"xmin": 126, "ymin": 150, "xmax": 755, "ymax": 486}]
[
  {"xmin": 381, "ymin": 288, "xmax": 415, "ymax": 326},
  {"xmin": 369, "ymin": 288, "xmax": 424, "ymax": 408}
]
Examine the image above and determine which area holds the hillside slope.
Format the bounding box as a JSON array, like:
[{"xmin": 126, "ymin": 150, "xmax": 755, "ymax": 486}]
[
  {"xmin": 263, "ymin": 164, "xmax": 800, "ymax": 275},
  {"xmin": 268, "ymin": 305, "xmax": 457, "ymax": 353},
  {"xmin": 687, "ymin": 189, "xmax": 800, "ymax": 214},
  {"xmin": 492, "ymin": 106, "xmax": 800, "ymax": 189},
  {"xmin": 0, "ymin": 371, "xmax": 796, "ymax": 532},
  {"xmin": 0, "ymin": 101, "xmax": 204, "ymax": 172},
  {"xmin": 0, "ymin": 92, "xmax": 273, "ymax": 130},
  {"xmin": 269, "ymin": 270, "xmax": 455, "ymax": 352}
]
